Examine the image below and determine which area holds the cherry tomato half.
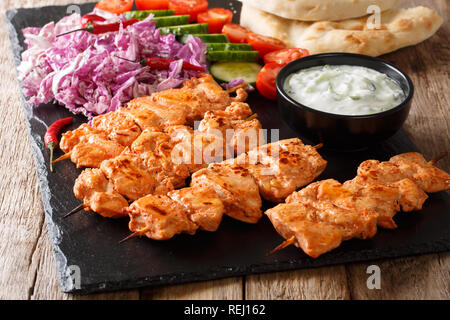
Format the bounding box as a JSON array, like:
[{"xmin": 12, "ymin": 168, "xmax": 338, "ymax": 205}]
[
  {"xmin": 168, "ymin": 0, "xmax": 208, "ymax": 22},
  {"xmin": 246, "ymin": 33, "xmax": 287, "ymax": 58},
  {"xmin": 256, "ymin": 63, "xmax": 284, "ymax": 100},
  {"xmin": 198, "ymin": 8, "xmax": 233, "ymax": 34},
  {"xmin": 95, "ymin": 0, "xmax": 134, "ymax": 15},
  {"xmin": 136, "ymin": 0, "xmax": 169, "ymax": 10},
  {"xmin": 264, "ymin": 48, "xmax": 310, "ymax": 65},
  {"xmin": 222, "ymin": 23, "xmax": 250, "ymax": 43}
]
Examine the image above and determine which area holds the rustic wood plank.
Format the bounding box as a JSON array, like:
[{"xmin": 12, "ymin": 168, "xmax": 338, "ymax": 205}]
[
  {"xmin": 31, "ymin": 227, "xmax": 140, "ymax": 300},
  {"xmin": 345, "ymin": 253, "xmax": 450, "ymax": 300},
  {"xmin": 141, "ymin": 278, "xmax": 243, "ymax": 300},
  {"xmin": 245, "ymin": 267, "xmax": 350, "ymax": 300}
]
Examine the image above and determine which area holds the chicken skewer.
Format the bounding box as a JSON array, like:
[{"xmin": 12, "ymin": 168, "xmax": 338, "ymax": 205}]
[
  {"xmin": 68, "ymin": 104, "xmax": 263, "ymax": 219},
  {"xmin": 267, "ymin": 152, "xmax": 450, "ymax": 258},
  {"xmin": 53, "ymin": 74, "xmax": 249, "ymax": 168},
  {"xmin": 119, "ymin": 138, "xmax": 327, "ymax": 242}
]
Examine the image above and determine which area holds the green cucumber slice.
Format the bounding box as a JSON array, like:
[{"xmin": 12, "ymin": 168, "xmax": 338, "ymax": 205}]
[
  {"xmin": 206, "ymin": 43, "xmax": 253, "ymax": 52},
  {"xmin": 123, "ymin": 10, "xmax": 175, "ymax": 20},
  {"xmin": 180, "ymin": 34, "xmax": 229, "ymax": 44},
  {"xmin": 159, "ymin": 24, "xmax": 209, "ymax": 36},
  {"xmin": 210, "ymin": 62, "xmax": 262, "ymax": 85},
  {"xmin": 152, "ymin": 15, "xmax": 190, "ymax": 28},
  {"xmin": 207, "ymin": 51, "xmax": 259, "ymax": 62}
]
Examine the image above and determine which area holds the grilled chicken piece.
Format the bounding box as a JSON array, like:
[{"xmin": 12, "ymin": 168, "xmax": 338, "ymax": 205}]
[
  {"xmin": 230, "ymin": 119, "xmax": 264, "ymax": 156},
  {"xmin": 91, "ymin": 111, "xmax": 142, "ymax": 147},
  {"xmin": 357, "ymin": 158, "xmax": 430, "ymax": 211},
  {"xmin": 100, "ymin": 149, "xmax": 175, "ymax": 201},
  {"xmin": 286, "ymin": 181, "xmax": 379, "ymax": 240},
  {"xmin": 60, "ymin": 123, "xmax": 101, "ymax": 153},
  {"xmin": 265, "ymin": 202, "xmax": 343, "ymax": 258},
  {"xmin": 191, "ymin": 162, "xmax": 262, "ymax": 224},
  {"xmin": 73, "ymin": 168, "xmax": 128, "ymax": 218},
  {"xmin": 389, "ymin": 152, "xmax": 450, "ymax": 193},
  {"xmin": 168, "ymin": 187, "xmax": 225, "ymax": 232},
  {"xmin": 291, "ymin": 178, "xmax": 399, "ymax": 229},
  {"xmin": 342, "ymin": 177, "xmax": 401, "ymax": 229},
  {"xmin": 125, "ymin": 99, "xmax": 189, "ymax": 130},
  {"xmin": 357, "ymin": 153, "xmax": 450, "ymax": 193},
  {"xmin": 68, "ymin": 134, "xmax": 124, "ymax": 169},
  {"xmin": 129, "ymin": 128, "xmax": 172, "ymax": 154},
  {"xmin": 130, "ymin": 128, "xmax": 191, "ymax": 187},
  {"xmin": 389, "ymin": 178, "xmax": 429, "ymax": 212},
  {"xmin": 150, "ymin": 74, "xmax": 248, "ymax": 123},
  {"xmin": 168, "ymin": 125, "xmax": 226, "ymax": 173},
  {"xmin": 124, "ymin": 195, "xmax": 198, "ymax": 241},
  {"xmin": 197, "ymin": 102, "xmax": 263, "ymax": 156},
  {"xmin": 266, "ymin": 180, "xmax": 379, "ymax": 258},
  {"xmin": 231, "ymin": 138, "xmax": 327, "ymax": 202}
]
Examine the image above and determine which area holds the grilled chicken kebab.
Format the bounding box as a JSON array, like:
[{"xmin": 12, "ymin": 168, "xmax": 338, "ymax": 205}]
[
  {"xmin": 58, "ymin": 74, "xmax": 248, "ymax": 168},
  {"xmin": 122, "ymin": 138, "xmax": 327, "ymax": 240},
  {"xmin": 73, "ymin": 102, "xmax": 264, "ymax": 218},
  {"xmin": 266, "ymin": 152, "xmax": 450, "ymax": 258}
]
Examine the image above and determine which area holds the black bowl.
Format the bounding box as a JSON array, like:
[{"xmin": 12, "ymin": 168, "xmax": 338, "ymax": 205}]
[{"xmin": 276, "ymin": 53, "xmax": 414, "ymax": 151}]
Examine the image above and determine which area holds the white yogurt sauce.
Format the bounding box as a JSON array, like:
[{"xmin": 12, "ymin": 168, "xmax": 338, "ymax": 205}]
[{"xmin": 284, "ymin": 65, "xmax": 405, "ymax": 116}]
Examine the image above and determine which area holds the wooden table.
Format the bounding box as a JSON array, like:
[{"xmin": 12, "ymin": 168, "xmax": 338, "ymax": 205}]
[{"xmin": 0, "ymin": 0, "xmax": 448, "ymax": 300}]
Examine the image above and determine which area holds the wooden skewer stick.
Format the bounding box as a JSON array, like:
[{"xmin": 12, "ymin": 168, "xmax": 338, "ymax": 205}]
[
  {"xmin": 63, "ymin": 203, "xmax": 84, "ymax": 218},
  {"xmin": 268, "ymin": 236, "xmax": 296, "ymax": 255},
  {"xmin": 246, "ymin": 113, "xmax": 258, "ymax": 121},
  {"xmin": 428, "ymin": 152, "xmax": 447, "ymax": 165},
  {"xmin": 313, "ymin": 143, "xmax": 324, "ymax": 150},
  {"xmin": 226, "ymin": 82, "xmax": 249, "ymax": 94},
  {"xmin": 118, "ymin": 227, "xmax": 150, "ymax": 244},
  {"xmin": 51, "ymin": 152, "xmax": 71, "ymax": 164}
]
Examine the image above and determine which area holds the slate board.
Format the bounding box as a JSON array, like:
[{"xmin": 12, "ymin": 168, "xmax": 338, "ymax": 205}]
[{"xmin": 5, "ymin": 1, "xmax": 450, "ymax": 294}]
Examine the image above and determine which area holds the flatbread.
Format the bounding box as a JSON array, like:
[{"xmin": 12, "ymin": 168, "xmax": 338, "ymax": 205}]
[
  {"xmin": 240, "ymin": 4, "xmax": 443, "ymax": 57},
  {"xmin": 241, "ymin": 0, "xmax": 399, "ymax": 21}
]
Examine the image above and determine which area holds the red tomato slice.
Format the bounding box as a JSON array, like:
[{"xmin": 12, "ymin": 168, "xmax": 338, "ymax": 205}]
[
  {"xmin": 256, "ymin": 63, "xmax": 284, "ymax": 100},
  {"xmin": 95, "ymin": 0, "xmax": 133, "ymax": 14},
  {"xmin": 222, "ymin": 23, "xmax": 250, "ymax": 43},
  {"xmin": 246, "ymin": 33, "xmax": 287, "ymax": 58},
  {"xmin": 198, "ymin": 8, "xmax": 233, "ymax": 34},
  {"xmin": 168, "ymin": 0, "xmax": 208, "ymax": 22},
  {"xmin": 264, "ymin": 48, "xmax": 310, "ymax": 65},
  {"xmin": 136, "ymin": 0, "xmax": 169, "ymax": 10}
]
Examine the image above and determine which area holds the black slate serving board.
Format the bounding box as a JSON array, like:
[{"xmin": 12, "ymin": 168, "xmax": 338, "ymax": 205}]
[{"xmin": 5, "ymin": 1, "xmax": 450, "ymax": 294}]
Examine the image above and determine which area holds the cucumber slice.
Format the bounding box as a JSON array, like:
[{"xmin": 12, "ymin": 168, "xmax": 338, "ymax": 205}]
[
  {"xmin": 210, "ymin": 62, "xmax": 262, "ymax": 85},
  {"xmin": 207, "ymin": 51, "xmax": 259, "ymax": 62},
  {"xmin": 152, "ymin": 15, "xmax": 190, "ymax": 28},
  {"xmin": 123, "ymin": 10, "xmax": 175, "ymax": 20},
  {"xmin": 206, "ymin": 43, "xmax": 253, "ymax": 52},
  {"xmin": 180, "ymin": 34, "xmax": 229, "ymax": 44},
  {"xmin": 159, "ymin": 24, "xmax": 209, "ymax": 36}
]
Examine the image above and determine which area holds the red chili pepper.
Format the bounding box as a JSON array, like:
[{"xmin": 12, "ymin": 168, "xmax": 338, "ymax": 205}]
[
  {"xmin": 44, "ymin": 117, "xmax": 73, "ymax": 172},
  {"xmin": 116, "ymin": 56, "xmax": 205, "ymax": 72},
  {"xmin": 81, "ymin": 14, "xmax": 106, "ymax": 28},
  {"xmin": 56, "ymin": 19, "xmax": 138, "ymax": 37}
]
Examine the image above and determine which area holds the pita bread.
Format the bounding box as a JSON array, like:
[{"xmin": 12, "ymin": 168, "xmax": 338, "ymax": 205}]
[
  {"xmin": 240, "ymin": 4, "xmax": 443, "ymax": 57},
  {"xmin": 241, "ymin": 0, "xmax": 399, "ymax": 21}
]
